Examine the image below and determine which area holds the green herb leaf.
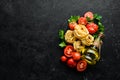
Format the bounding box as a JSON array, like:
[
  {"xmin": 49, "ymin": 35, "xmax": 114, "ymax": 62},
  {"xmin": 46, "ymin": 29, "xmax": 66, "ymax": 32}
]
[
  {"xmin": 94, "ymin": 14, "xmax": 102, "ymax": 21},
  {"xmin": 59, "ymin": 41, "xmax": 66, "ymax": 48},
  {"xmin": 93, "ymin": 33, "xmax": 98, "ymax": 39},
  {"xmin": 59, "ymin": 29, "xmax": 65, "ymax": 40},
  {"xmin": 68, "ymin": 16, "xmax": 80, "ymax": 23},
  {"xmin": 98, "ymin": 22, "xmax": 104, "ymax": 32}
]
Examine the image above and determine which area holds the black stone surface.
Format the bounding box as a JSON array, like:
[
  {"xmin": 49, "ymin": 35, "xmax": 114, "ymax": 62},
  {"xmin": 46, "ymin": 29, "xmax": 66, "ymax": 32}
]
[{"xmin": 0, "ymin": 0, "xmax": 120, "ymax": 80}]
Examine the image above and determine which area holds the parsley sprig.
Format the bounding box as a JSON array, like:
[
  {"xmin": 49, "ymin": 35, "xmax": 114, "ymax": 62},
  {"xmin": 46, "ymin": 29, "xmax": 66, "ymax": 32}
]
[
  {"xmin": 58, "ymin": 30, "xmax": 66, "ymax": 48},
  {"xmin": 68, "ymin": 16, "xmax": 80, "ymax": 23}
]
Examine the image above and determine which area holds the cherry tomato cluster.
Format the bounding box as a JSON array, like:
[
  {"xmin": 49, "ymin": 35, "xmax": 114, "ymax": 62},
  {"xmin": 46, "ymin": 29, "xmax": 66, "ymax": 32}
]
[
  {"xmin": 69, "ymin": 11, "xmax": 98, "ymax": 34},
  {"xmin": 60, "ymin": 45, "xmax": 87, "ymax": 72}
]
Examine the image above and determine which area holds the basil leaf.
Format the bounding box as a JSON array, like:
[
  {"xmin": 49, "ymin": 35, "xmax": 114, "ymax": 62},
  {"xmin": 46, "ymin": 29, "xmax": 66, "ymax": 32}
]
[
  {"xmin": 59, "ymin": 41, "xmax": 66, "ymax": 48},
  {"xmin": 68, "ymin": 16, "xmax": 80, "ymax": 23},
  {"xmin": 98, "ymin": 22, "xmax": 104, "ymax": 32},
  {"xmin": 59, "ymin": 29, "xmax": 64, "ymax": 40},
  {"xmin": 94, "ymin": 14, "xmax": 102, "ymax": 21}
]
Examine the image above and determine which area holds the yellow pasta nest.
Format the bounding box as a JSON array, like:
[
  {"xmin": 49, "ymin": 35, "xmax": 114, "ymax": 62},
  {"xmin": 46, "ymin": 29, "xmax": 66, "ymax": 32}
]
[{"xmin": 65, "ymin": 24, "xmax": 94, "ymax": 52}]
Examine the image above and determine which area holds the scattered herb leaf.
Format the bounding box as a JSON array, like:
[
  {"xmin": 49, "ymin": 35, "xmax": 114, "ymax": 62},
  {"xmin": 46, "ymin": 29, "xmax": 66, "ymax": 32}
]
[
  {"xmin": 98, "ymin": 22, "xmax": 104, "ymax": 33},
  {"xmin": 94, "ymin": 14, "xmax": 102, "ymax": 21},
  {"xmin": 93, "ymin": 32, "xmax": 98, "ymax": 39},
  {"xmin": 59, "ymin": 29, "xmax": 65, "ymax": 40},
  {"xmin": 59, "ymin": 41, "xmax": 66, "ymax": 48},
  {"xmin": 68, "ymin": 16, "xmax": 80, "ymax": 23},
  {"xmin": 58, "ymin": 29, "xmax": 66, "ymax": 48}
]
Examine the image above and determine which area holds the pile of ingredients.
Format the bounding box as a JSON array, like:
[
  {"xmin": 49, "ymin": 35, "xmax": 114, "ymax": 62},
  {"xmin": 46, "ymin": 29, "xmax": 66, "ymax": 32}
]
[{"xmin": 59, "ymin": 11, "xmax": 105, "ymax": 72}]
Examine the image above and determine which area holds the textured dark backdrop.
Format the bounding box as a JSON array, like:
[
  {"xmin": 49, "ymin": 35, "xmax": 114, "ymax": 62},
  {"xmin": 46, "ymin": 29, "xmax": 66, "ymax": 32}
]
[{"xmin": 0, "ymin": 0, "xmax": 120, "ymax": 80}]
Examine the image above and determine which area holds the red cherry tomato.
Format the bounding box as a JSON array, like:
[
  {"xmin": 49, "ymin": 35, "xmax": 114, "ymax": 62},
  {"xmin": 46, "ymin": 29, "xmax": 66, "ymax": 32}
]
[
  {"xmin": 64, "ymin": 45, "xmax": 74, "ymax": 57},
  {"xmin": 86, "ymin": 22, "xmax": 98, "ymax": 34},
  {"xmin": 84, "ymin": 11, "xmax": 94, "ymax": 20},
  {"xmin": 61, "ymin": 56, "xmax": 67, "ymax": 62},
  {"xmin": 77, "ymin": 60, "xmax": 87, "ymax": 72},
  {"xmin": 68, "ymin": 22, "xmax": 77, "ymax": 30},
  {"xmin": 72, "ymin": 52, "xmax": 81, "ymax": 61},
  {"xmin": 67, "ymin": 58, "xmax": 76, "ymax": 68},
  {"xmin": 78, "ymin": 17, "xmax": 87, "ymax": 25}
]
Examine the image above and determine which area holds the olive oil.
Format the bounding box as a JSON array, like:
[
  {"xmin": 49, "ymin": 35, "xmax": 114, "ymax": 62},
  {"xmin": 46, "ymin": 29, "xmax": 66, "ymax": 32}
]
[{"xmin": 82, "ymin": 33, "xmax": 103, "ymax": 65}]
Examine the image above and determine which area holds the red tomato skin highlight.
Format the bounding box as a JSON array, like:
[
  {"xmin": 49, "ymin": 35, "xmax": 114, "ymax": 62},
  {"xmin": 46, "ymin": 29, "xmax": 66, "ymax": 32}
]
[
  {"xmin": 61, "ymin": 56, "xmax": 67, "ymax": 62},
  {"xmin": 67, "ymin": 58, "xmax": 76, "ymax": 68},
  {"xmin": 72, "ymin": 52, "xmax": 81, "ymax": 61},
  {"xmin": 64, "ymin": 45, "xmax": 74, "ymax": 57},
  {"xmin": 78, "ymin": 17, "xmax": 87, "ymax": 25},
  {"xmin": 77, "ymin": 60, "xmax": 87, "ymax": 72},
  {"xmin": 68, "ymin": 22, "xmax": 77, "ymax": 30},
  {"xmin": 84, "ymin": 11, "xmax": 94, "ymax": 20},
  {"xmin": 86, "ymin": 22, "xmax": 98, "ymax": 34}
]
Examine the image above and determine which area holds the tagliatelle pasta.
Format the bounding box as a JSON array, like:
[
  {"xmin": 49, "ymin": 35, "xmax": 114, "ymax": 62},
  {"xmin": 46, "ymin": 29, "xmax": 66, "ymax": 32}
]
[
  {"xmin": 81, "ymin": 34, "xmax": 94, "ymax": 46},
  {"xmin": 65, "ymin": 30, "xmax": 77, "ymax": 44},
  {"xmin": 73, "ymin": 41, "xmax": 85, "ymax": 52},
  {"xmin": 74, "ymin": 24, "xmax": 89, "ymax": 39}
]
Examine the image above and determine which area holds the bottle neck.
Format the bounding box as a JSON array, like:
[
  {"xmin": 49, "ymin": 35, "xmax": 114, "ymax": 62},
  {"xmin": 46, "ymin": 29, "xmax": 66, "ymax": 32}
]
[
  {"xmin": 93, "ymin": 37, "xmax": 100, "ymax": 48},
  {"xmin": 93, "ymin": 32, "xmax": 103, "ymax": 49}
]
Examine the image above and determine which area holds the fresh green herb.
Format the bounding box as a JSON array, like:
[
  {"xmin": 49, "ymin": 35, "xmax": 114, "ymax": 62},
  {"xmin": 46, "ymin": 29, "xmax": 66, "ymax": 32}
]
[
  {"xmin": 59, "ymin": 29, "xmax": 65, "ymax": 40},
  {"xmin": 68, "ymin": 16, "xmax": 80, "ymax": 23},
  {"xmin": 58, "ymin": 29, "xmax": 66, "ymax": 48},
  {"xmin": 98, "ymin": 22, "xmax": 104, "ymax": 33},
  {"xmin": 92, "ymin": 13, "xmax": 104, "ymax": 38},
  {"xmin": 94, "ymin": 14, "xmax": 102, "ymax": 21},
  {"xmin": 93, "ymin": 32, "xmax": 99, "ymax": 39},
  {"xmin": 59, "ymin": 41, "xmax": 66, "ymax": 48}
]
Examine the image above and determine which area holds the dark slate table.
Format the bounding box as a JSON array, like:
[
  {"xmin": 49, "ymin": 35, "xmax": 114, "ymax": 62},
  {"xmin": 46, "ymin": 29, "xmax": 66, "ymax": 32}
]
[{"xmin": 0, "ymin": 0, "xmax": 120, "ymax": 80}]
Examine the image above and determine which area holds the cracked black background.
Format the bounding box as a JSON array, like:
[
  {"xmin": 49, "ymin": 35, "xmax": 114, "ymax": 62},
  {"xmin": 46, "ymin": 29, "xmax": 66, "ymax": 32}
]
[{"xmin": 0, "ymin": 0, "xmax": 120, "ymax": 80}]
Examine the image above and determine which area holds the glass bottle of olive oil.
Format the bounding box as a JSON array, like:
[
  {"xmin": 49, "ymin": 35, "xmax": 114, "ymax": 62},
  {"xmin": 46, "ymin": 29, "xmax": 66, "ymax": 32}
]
[{"xmin": 82, "ymin": 33, "xmax": 103, "ymax": 65}]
